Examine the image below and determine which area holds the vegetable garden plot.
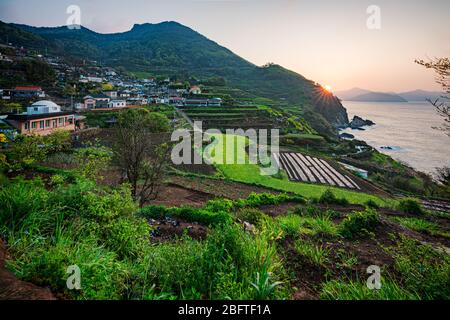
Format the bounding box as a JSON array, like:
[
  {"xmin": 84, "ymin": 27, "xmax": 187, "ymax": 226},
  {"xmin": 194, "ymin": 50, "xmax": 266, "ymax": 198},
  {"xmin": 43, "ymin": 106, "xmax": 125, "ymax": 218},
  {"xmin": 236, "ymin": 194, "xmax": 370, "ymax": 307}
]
[{"xmin": 274, "ymin": 153, "xmax": 360, "ymax": 190}]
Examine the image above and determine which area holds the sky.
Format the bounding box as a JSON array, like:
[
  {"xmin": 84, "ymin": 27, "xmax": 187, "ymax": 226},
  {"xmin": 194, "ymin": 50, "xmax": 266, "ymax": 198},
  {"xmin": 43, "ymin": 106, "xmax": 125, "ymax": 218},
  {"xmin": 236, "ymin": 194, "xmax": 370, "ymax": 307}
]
[{"xmin": 0, "ymin": 0, "xmax": 449, "ymax": 92}]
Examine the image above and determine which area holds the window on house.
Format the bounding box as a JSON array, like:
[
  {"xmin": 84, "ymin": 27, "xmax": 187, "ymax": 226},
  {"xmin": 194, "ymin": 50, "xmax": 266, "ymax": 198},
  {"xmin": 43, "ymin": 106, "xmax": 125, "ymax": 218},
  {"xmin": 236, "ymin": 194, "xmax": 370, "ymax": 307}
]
[
  {"xmin": 59, "ymin": 118, "xmax": 63, "ymax": 125},
  {"xmin": 25, "ymin": 122, "xmax": 29, "ymax": 130},
  {"xmin": 40, "ymin": 120, "xmax": 44, "ymax": 129},
  {"xmin": 45, "ymin": 120, "xmax": 50, "ymax": 127},
  {"xmin": 31, "ymin": 122, "xmax": 37, "ymax": 129}
]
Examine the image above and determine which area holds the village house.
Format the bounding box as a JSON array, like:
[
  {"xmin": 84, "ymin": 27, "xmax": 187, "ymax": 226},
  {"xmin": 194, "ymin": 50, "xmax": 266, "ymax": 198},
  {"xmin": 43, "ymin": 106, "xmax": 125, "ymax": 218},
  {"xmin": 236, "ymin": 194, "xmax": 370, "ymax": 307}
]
[
  {"xmin": 5, "ymin": 100, "xmax": 75, "ymax": 136},
  {"xmin": 83, "ymin": 94, "xmax": 111, "ymax": 109},
  {"xmin": 108, "ymin": 100, "xmax": 127, "ymax": 108},
  {"xmin": 189, "ymin": 86, "xmax": 202, "ymax": 95},
  {"xmin": 126, "ymin": 97, "xmax": 148, "ymax": 106},
  {"xmin": 118, "ymin": 90, "xmax": 131, "ymax": 99},
  {"xmin": 184, "ymin": 97, "xmax": 209, "ymax": 107},
  {"xmin": 103, "ymin": 90, "xmax": 118, "ymax": 99},
  {"xmin": 184, "ymin": 97, "xmax": 222, "ymax": 107},
  {"xmin": 79, "ymin": 76, "xmax": 104, "ymax": 83},
  {"xmin": 0, "ymin": 89, "xmax": 12, "ymax": 100},
  {"xmin": 13, "ymin": 86, "xmax": 46, "ymax": 99},
  {"xmin": 208, "ymin": 98, "xmax": 223, "ymax": 107},
  {"xmin": 169, "ymin": 97, "xmax": 185, "ymax": 106}
]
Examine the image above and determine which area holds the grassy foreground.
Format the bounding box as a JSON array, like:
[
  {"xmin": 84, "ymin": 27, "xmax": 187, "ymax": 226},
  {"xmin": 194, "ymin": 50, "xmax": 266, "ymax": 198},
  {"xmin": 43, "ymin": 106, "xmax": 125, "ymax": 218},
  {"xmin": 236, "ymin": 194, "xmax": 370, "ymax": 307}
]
[{"xmin": 1, "ymin": 174, "xmax": 448, "ymax": 300}]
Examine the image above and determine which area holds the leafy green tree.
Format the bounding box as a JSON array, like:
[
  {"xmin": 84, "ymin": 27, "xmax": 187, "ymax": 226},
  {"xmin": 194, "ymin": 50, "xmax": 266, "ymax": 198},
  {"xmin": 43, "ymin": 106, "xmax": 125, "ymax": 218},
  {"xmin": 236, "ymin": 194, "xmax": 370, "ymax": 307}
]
[
  {"xmin": 9, "ymin": 134, "xmax": 47, "ymax": 170},
  {"xmin": 74, "ymin": 146, "xmax": 113, "ymax": 180},
  {"xmin": 44, "ymin": 129, "xmax": 72, "ymax": 154},
  {"xmin": 112, "ymin": 108, "xmax": 171, "ymax": 206}
]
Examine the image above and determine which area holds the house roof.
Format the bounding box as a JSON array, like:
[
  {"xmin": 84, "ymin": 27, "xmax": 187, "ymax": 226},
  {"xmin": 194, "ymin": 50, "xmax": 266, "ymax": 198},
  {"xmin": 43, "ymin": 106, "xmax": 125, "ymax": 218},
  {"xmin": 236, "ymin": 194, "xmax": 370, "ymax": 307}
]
[
  {"xmin": 30, "ymin": 100, "xmax": 60, "ymax": 109},
  {"xmin": 7, "ymin": 111, "xmax": 74, "ymax": 121},
  {"xmin": 15, "ymin": 86, "xmax": 42, "ymax": 91},
  {"xmin": 84, "ymin": 93, "xmax": 110, "ymax": 100}
]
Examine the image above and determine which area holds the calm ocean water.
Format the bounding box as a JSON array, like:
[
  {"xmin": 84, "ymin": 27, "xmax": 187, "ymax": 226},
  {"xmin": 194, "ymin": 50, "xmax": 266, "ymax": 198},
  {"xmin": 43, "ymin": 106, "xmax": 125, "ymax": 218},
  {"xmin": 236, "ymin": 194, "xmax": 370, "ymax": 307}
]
[{"xmin": 340, "ymin": 101, "xmax": 450, "ymax": 175}]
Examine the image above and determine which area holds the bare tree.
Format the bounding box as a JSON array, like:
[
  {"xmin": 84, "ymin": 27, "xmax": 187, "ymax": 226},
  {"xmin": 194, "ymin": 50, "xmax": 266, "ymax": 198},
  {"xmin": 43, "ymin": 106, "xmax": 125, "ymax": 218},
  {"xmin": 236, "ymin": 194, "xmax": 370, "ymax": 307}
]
[
  {"xmin": 415, "ymin": 58, "xmax": 450, "ymax": 136},
  {"xmin": 112, "ymin": 108, "xmax": 171, "ymax": 207}
]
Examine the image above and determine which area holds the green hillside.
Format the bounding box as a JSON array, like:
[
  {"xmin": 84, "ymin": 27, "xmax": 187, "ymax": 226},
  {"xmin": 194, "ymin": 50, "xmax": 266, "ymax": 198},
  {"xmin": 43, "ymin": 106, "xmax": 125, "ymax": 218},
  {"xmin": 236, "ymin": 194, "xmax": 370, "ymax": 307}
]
[{"xmin": 0, "ymin": 21, "xmax": 349, "ymax": 130}]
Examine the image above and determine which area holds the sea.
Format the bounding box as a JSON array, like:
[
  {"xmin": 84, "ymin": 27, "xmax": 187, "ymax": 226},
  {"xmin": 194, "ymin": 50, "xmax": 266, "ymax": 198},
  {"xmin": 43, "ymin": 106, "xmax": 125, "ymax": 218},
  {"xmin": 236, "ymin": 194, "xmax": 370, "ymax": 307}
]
[{"xmin": 340, "ymin": 101, "xmax": 450, "ymax": 176}]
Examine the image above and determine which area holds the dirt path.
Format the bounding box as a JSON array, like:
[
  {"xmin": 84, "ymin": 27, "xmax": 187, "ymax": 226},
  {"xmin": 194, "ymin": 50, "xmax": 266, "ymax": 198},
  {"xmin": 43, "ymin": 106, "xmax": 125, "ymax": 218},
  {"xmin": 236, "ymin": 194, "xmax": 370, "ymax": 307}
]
[{"xmin": 0, "ymin": 240, "xmax": 55, "ymax": 300}]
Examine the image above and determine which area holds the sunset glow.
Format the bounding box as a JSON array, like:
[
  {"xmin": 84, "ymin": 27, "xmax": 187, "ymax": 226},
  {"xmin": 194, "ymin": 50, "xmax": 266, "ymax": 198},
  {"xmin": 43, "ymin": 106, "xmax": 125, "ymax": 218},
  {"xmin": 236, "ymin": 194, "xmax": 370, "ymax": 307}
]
[{"xmin": 323, "ymin": 85, "xmax": 332, "ymax": 93}]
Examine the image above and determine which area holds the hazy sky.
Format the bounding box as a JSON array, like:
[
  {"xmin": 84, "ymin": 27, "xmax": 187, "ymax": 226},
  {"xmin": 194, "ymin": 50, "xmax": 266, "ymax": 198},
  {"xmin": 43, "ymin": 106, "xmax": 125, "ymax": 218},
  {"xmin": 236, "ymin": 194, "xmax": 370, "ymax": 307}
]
[{"xmin": 0, "ymin": 0, "xmax": 449, "ymax": 92}]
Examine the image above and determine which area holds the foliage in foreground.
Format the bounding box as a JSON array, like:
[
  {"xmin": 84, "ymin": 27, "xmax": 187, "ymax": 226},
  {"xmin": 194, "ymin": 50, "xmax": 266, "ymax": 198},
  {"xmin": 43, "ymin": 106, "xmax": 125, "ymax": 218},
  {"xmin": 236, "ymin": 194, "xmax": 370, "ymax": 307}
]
[
  {"xmin": 0, "ymin": 177, "xmax": 287, "ymax": 300},
  {"xmin": 338, "ymin": 209, "xmax": 380, "ymax": 239},
  {"xmin": 320, "ymin": 279, "xmax": 420, "ymax": 300}
]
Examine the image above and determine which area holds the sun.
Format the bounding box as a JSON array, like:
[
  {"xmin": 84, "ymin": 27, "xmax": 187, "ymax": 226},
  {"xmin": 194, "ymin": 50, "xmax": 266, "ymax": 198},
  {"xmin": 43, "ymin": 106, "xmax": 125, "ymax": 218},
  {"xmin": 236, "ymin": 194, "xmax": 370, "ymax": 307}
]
[{"xmin": 323, "ymin": 85, "xmax": 332, "ymax": 93}]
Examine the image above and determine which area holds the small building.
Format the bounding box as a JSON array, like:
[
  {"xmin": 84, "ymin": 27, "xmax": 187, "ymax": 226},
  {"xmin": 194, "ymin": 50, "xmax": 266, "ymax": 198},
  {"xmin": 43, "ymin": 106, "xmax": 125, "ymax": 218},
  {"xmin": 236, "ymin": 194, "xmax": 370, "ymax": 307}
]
[
  {"xmin": 103, "ymin": 90, "xmax": 118, "ymax": 99},
  {"xmin": 118, "ymin": 90, "xmax": 131, "ymax": 99},
  {"xmin": 126, "ymin": 97, "xmax": 148, "ymax": 106},
  {"xmin": 13, "ymin": 86, "xmax": 45, "ymax": 99},
  {"xmin": 189, "ymin": 86, "xmax": 202, "ymax": 95},
  {"xmin": 185, "ymin": 98, "xmax": 209, "ymax": 107},
  {"xmin": 5, "ymin": 100, "xmax": 75, "ymax": 136},
  {"xmin": 108, "ymin": 100, "xmax": 127, "ymax": 109},
  {"xmin": 83, "ymin": 94, "xmax": 111, "ymax": 109},
  {"xmin": 208, "ymin": 98, "xmax": 222, "ymax": 107},
  {"xmin": 339, "ymin": 162, "xmax": 369, "ymax": 180},
  {"xmin": 169, "ymin": 97, "xmax": 185, "ymax": 106},
  {"xmin": 0, "ymin": 89, "xmax": 12, "ymax": 100}
]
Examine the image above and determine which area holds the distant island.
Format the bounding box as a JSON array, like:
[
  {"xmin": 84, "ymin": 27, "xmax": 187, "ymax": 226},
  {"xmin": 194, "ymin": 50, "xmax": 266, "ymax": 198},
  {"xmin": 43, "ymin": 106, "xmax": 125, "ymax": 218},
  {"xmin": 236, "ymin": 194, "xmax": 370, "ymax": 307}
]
[
  {"xmin": 336, "ymin": 87, "xmax": 444, "ymax": 103},
  {"xmin": 349, "ymin": 92, "xmax": 407, "ymax": 103}
]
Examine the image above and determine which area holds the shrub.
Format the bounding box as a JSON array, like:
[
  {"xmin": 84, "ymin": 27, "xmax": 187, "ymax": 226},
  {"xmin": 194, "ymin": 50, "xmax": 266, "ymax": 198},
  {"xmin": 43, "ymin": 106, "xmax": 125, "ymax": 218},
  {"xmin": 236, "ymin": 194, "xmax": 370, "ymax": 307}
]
[
  {"xmin": 82, "ymin": 184, "xmax": 137, "ymax": 222},
  {"xmin": 138, "ymin": 205, "xmax": 168, "ymax": 220},
  {"xmin": 235, "ymin": 208, "xmax": 268, "ymax": 226},
  {"xmin": 74, "ymin": 146, "xmax": 112, "ymax": 180},
  {"xmin": 50, "ymin": 174, "xmax": 66, "ymax": 186},
  {"xmin": 173, "ymin": 207, "xmax": 232, "ymax": 225},
  {"xmin": 102, "ymin": 216, "xmax": 152, "ymax": 259},
  {"xmin": 206, "ymin": 198, "xmax": 234, "ymax": 212},
  {"xmin": 365, "ymin": 199, "xmax": 380, "ymax": 209},
  {"xmin": 8, "ymin": 134, "xmax": 47, "ymax": 170},
  {"xmin": 138, "ymin": 205, "xmax": 232, "ymax": 226},
  {"xmin": 317, "ymin": 189, "xmax": 349, "ymax": 206},
  {"xmin": 397, "ymin": 198, "xmax": 425, "ymax": 215},
  {"xmin": 43, "ymin": 129, "xmax": 72, "ymax": 154},
  {"xmin": 338, "ymin": 209, "xmax": 380, "ymax": 239},
  {"xmin": 240, "ymin": 192, "xmax": 305, "ymax": 207}
]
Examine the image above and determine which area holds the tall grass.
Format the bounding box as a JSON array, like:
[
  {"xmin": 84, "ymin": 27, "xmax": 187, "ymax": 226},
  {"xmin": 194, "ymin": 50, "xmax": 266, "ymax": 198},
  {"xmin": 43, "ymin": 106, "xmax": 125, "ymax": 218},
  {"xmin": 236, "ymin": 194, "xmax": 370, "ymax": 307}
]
[
  {"xmin": 2, "ymin": 177, "xmax": 289, "ymax": 300},
  {"xmin": 320, "ymin": 279, "xmax": 420, "ymax": 300},
  {"xmin": 294, "ymin": 240, "xmax": 330, "ymax": 266}
]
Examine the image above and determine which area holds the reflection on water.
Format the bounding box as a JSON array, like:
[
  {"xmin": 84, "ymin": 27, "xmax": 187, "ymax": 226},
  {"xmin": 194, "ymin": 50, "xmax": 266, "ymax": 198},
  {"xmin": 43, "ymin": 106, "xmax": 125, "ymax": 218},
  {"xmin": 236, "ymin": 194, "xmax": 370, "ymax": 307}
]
[{"xmin": 340, "ymin": 101, "xmax": 450, "ymax": 175}]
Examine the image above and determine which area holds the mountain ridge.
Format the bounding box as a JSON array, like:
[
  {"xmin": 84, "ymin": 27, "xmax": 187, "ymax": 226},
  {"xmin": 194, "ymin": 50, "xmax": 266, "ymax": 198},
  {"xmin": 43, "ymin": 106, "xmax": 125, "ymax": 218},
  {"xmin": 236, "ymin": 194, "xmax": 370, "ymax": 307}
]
[{"xmin": 336, "ymin": 87, "xmax": 445, "ymax": 103}]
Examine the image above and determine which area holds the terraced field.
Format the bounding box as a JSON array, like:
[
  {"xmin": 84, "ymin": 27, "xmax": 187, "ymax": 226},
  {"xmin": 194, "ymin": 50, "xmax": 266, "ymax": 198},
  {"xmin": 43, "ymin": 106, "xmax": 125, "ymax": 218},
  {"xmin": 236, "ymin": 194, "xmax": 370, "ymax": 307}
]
[
  {"xmin": 180, "ymin": 105, "xmax": 281, "ymax": 131},
  {"xmin": 274, "ymin": 152, "xmax": 361, "ymax": 190}
]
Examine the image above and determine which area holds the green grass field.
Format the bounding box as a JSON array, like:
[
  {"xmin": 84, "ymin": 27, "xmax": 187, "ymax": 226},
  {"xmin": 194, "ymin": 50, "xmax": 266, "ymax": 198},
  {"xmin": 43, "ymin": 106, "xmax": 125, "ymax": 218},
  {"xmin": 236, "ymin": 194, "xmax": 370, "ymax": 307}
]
[{"xmin": 203, "ymin": 134, "xmax": 387, "ymax": 205}]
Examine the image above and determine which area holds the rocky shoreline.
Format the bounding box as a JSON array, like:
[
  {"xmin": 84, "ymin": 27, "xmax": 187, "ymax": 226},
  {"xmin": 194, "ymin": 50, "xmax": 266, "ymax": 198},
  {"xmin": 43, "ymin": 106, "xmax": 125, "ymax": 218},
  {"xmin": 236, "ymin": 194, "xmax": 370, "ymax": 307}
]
[
  {"xmin": 349, "ymin": 115, "xmax": 375, "ymax": 129},
  {"xmin": 339, "ymin": 115, "xmax": 375, "ymax": 139}
]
